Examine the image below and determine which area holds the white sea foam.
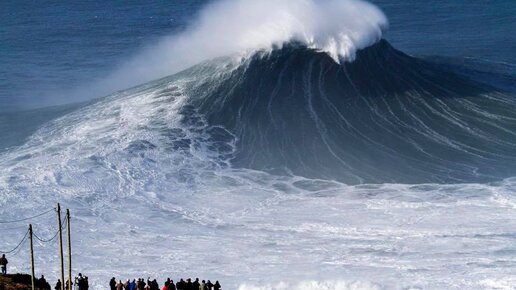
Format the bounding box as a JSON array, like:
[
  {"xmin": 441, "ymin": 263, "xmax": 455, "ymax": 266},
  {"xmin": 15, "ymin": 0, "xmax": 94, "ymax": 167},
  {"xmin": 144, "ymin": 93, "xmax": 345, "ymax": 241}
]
[
  {"xmin": 238, "ymin": 280, "xmax": 382, "ymax": 290},
  {"xmin": 96, "ymin": 0, "xmax": 387, "ymax": 96}
]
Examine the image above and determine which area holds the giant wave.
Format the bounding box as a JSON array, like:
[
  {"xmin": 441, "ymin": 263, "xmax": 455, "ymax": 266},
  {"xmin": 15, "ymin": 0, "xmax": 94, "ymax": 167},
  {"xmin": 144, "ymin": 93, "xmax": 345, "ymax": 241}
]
[
  {"xmin": 1, "ymin": 0, "xmax": 515, "ymax": 289},
  {"xmin": 182, "ymin": 40, "xmax": 516, "ymax": 184}
]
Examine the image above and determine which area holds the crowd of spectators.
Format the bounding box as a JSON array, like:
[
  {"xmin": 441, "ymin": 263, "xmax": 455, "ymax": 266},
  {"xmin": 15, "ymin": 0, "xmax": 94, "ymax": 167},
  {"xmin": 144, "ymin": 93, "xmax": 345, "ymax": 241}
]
[{"xmin": 110, "ymin": 277, "xmax": 221, "ymax": 290}]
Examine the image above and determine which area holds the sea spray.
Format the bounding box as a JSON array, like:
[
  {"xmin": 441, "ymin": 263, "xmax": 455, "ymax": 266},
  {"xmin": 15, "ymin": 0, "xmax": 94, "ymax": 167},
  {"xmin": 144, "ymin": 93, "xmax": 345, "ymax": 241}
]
[{"xmin": 96, "ymin": 0, "xmax": 387, "ymax": 96}]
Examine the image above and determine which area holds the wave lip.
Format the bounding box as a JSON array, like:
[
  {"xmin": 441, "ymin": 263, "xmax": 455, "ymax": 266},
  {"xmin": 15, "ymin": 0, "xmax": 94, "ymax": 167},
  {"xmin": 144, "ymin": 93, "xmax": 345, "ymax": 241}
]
[{"xmin": 194, "ymin": 0, "xmax": 388, "ymax": 62}]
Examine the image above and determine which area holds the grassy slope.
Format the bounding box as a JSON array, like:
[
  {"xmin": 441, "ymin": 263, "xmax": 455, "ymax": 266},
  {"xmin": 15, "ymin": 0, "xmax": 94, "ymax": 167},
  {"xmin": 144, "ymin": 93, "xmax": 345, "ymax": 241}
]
[{"xmin": 0, "ymin": 274, "xmax": 33, "ymax": 290}]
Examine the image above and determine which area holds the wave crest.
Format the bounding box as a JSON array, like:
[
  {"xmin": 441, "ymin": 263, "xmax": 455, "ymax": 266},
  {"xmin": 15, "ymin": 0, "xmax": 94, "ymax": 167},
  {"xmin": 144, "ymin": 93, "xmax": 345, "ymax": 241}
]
[
  {"xmin": 194, "ymin": 0, "xmax": 388, "ymax": 62},
  {"xmin": 102, "ymin": 0, "xmax": 387, "ymax": 95}
]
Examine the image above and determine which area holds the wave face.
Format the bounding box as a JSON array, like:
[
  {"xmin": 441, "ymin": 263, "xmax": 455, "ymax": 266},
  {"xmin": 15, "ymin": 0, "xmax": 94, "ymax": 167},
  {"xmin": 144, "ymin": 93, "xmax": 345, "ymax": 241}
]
[{"xmin": 182, "ymin": 40, "xmax": 516, "ymax": 184}]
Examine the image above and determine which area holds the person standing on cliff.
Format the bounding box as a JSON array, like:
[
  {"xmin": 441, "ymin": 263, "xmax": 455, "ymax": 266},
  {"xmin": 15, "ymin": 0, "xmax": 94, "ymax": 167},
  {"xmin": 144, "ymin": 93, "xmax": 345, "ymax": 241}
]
[
  {"xmin": 55, "ymin": 279, "xmax": 62, "ymax": 290},
  {"xmin": 213, "ymin": 281, "xmax": 221, "ymax": 290},
  {"xmin": 0, "ymin": 255, "xmax": 8, "ymax": 275},
  {"xmin": 110, "ymin": 277, "xmax": 116, "ymax": 290}
]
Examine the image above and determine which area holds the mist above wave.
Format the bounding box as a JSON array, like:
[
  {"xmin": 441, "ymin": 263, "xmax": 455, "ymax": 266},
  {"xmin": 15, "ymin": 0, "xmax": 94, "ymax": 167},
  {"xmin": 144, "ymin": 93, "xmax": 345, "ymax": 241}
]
[{"xmin": 99, "ymin": 0, "xmax": 387, "ymax": 95}]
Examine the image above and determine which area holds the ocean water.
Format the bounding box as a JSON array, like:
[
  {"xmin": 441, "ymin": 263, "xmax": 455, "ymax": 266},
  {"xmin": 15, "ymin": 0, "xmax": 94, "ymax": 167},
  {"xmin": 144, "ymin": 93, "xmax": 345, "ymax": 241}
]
[{"xmin": 0, "ymin": 1, "xmax": 515, "ymax": 289}]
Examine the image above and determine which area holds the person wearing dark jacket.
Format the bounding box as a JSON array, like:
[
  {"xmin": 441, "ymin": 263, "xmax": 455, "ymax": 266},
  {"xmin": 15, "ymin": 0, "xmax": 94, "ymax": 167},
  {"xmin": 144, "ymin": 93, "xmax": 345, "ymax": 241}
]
[
  {"xmin": 192, "ymin": 279, "xmax": 199, "ymax": 290},
  {"xmin": 55, "ymin": 280, "xmax": 62, "ymax": 290},
  {"xmin": 205, "ymin": 281, "xmax": 213, "ymax": 290},
  {"xmin": 213, "ymin": 281, "xmax": 221, "ymax": 290},
  {"xmin": 185, "ymin": 279, "xmax": 192, "ymax": 290},
  {"xmin": 175, "ymin": 279, "xmax": 184, "ymax": 290},
  {"xmin": 0, "ymin": 255, "xmax": 7, "ymax": 275},
  {"xmin": 76, "ymin": 274, "xmax": 85, "ymax": 290},
  {"xmin": 166, "ymin": 280, "xmax": 175, "ymax": 290},
  {"xmin": 37, "ymin": 275, "xmax": 49, "ymax": 290},
  {"xmin": 152, "ymin": 279, "xmax": 159, "ymax": 290},
  {"xmin": 110, "ymin": 278, "xmax": 117, "ymax": 290},
  {"xmin": 39, "ymin": 276, "xmax": 47, "ymax": 286}
]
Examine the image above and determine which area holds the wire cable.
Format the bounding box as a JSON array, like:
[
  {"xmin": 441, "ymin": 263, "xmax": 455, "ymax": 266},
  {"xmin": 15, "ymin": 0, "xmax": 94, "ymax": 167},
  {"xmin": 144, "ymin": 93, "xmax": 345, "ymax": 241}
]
[
  {"xmin": 32, "ymin": 217, "xmax": 67, "ymax": 243},
  {"xmin": 0, "ymin": 208, "xmax": 55, "ymax": 224},
  {"xmin": 0, "ymin": 229, "xmax": 29, "ymax": 254},
  {"xmin": 33, "ymin": 230, "xmax": 59, "ymax": 243},
  {"xmin": 9, "ymin": 232, "xmax": 28, "ymax": 257}
]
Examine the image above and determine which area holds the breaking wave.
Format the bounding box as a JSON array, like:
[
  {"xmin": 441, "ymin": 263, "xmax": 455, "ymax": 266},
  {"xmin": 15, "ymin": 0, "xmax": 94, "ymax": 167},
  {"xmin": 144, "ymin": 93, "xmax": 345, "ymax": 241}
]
[
  {"xmin": 97, "ymin": 0, "xmax": 387, "ymax": 96},
  {"xmin": 1, "ymin": 0, "xmax": 516, "ymax": 289},
  {"xmin": 180, "ymin": 40, "xmax": 516, "ymax": 184}
]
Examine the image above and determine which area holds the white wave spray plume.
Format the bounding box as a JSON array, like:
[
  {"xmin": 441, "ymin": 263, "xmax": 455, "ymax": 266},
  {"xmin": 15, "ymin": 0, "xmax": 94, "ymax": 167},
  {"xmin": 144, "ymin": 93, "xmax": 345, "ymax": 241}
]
[{"xmin": 94, "ymin": 0, "xmax": 387, "ymax": 96}]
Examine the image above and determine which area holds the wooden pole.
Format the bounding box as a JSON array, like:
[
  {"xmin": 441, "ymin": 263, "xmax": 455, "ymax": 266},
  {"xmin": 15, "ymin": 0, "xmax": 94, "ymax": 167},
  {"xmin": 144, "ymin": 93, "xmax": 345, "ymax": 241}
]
[
  {"xmin": 66, "ymin": 209, "xmax": 72, "ymax": 290},
  {"xmin": 57, "ymin": 204, "xmax": 65, "ymax": 290},
  {"xmin": 29, "ymin": 224, "xmax": 35, "ymax": 290}
]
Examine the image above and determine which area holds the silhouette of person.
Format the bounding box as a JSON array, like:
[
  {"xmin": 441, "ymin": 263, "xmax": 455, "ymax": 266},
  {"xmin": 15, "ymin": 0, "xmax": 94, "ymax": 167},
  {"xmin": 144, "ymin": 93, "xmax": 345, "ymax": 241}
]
[
  {"xmin": 166, "ymin": 280, "xmax": 175, "ymax": 290},
  {"xmin": 76, "ymin": 273, "xmax": 84, "ymax": 290},
  {"xmin": 139, "ymin": 278, "xmax": 146, "ymax": 290},
  {"xmin": 213, "ymin": 281, "xmax": 221, "ymax": 290},
  {"xmin": 205, "ymin": 281, "xmax": 213, "ymax": 290},
  {"xmin": 151, "ymin": 279, "xmax": 159, "ymax": 290},
  {"xmin": 110, "ymin": 278, "xmax": 116, "ymax": 290},
  {"xmin": 38, "ymin": 275, "xmax": 50, "ymax": 290},
  {"xmin": 0, "ymin": 254, "xmax": 7, "ymax": 275},
  {"xmin": 175, "ymin": 279, "xmax": 184, "ymax": 290},
  {"xmin": 65, "ymin": 280, "xmax": 71, "ymax": 290},
  {"xmin": 55, "ymin": 279, "xmax": 62, "ymax": 290},
  {"xmin": 39, "ymin": 275, "xmax": 47, "ymax": 285},
  {"xmin": 190, "ymin": 278, "xmax": 198, "ymax": 290}
]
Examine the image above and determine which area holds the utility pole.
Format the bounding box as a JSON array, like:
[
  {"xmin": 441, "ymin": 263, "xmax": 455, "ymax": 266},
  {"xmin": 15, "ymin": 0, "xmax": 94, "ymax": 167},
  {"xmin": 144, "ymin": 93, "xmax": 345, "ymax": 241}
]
[
  {"xmin": 66, "ymin": 209, "xmax": 72, "ymax": 290},
  {"xmin": 57, "ymin": 204, "xmax": 65, "ymax": 290},
  {"xmin": 29, "ymin": 224, "xmax": 35, "ymax": 290}
]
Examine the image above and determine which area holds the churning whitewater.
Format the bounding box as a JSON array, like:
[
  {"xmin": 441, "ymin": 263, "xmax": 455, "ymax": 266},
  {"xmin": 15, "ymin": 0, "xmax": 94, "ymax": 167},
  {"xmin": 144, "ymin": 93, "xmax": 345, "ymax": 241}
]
[{"xmin": 1, "ymin": 0, "xmax": 515, "ymax": 289}]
